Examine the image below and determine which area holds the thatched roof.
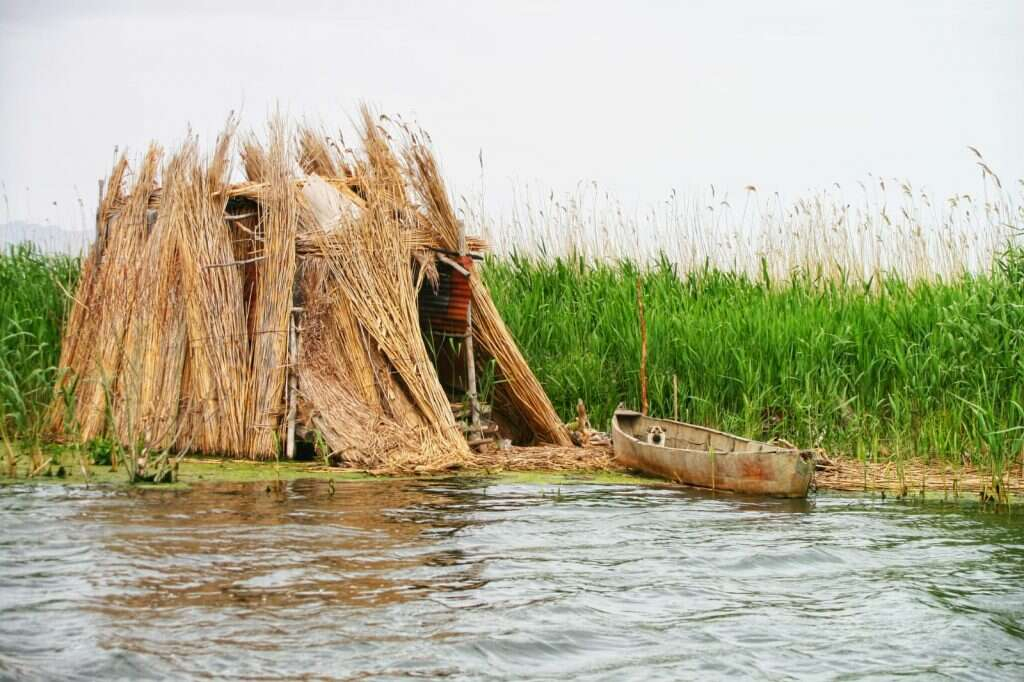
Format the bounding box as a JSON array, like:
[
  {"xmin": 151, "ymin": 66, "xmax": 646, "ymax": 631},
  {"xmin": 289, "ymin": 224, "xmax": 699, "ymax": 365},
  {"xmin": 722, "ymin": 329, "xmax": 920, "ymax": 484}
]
[{"xmin": 48, "ymin": 108, "xmax": 570, "ymax": 471}]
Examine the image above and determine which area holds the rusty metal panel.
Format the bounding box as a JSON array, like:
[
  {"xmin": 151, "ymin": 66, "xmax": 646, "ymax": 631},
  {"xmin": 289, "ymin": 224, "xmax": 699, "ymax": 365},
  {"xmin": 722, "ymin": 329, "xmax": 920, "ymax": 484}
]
[{"xmin": 418, "ymin": 256, "xmax": 473, "ymax": 335}]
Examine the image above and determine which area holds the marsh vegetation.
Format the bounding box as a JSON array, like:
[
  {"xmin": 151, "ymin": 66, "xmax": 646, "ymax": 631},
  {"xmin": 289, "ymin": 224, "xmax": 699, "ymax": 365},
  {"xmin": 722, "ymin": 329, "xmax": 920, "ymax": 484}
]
[{"xmin": 2, "ymin": 162, "xmax": 1022, "ymax": 489}]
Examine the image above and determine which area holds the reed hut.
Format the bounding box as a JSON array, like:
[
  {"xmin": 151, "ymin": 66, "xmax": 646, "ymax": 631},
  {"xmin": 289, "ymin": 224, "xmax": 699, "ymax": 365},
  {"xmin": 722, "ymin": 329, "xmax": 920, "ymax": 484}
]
[{"xmin": 48, "ymin": 109, "xmax": 571, "ymax": 471}]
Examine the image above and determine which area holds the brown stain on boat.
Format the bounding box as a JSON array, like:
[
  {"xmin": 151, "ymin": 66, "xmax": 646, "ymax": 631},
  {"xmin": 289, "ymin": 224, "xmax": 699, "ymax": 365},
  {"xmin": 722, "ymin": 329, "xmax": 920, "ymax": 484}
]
[{"xmin": 740, "ymin": 459, "xmax": 768, "ymax": 481}]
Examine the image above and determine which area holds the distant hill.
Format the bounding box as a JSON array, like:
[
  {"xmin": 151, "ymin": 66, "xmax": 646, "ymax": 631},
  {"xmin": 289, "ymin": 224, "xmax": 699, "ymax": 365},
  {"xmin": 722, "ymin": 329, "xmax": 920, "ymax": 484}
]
[{"xmin": 1, "ymin": 222, "xmax": 93, "ymax": 254}]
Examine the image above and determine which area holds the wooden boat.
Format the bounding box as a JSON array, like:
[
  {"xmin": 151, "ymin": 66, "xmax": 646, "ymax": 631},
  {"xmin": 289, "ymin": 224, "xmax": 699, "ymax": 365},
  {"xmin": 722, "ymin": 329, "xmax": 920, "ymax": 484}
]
[{"xmin": 612, "ymin": 407, "xmax": 815, "ymax": 497}]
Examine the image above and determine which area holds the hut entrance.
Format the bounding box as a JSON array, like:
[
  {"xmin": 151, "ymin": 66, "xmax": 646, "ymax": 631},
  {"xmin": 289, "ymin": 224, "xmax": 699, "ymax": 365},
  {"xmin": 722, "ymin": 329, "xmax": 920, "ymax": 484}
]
[
  {"xmin": 415, "ymin": 254, "xmax": 536, "ymax": 447},
  {"xmin": 417, "ymin": 253, "xmax": 497, "ymax": 447}
]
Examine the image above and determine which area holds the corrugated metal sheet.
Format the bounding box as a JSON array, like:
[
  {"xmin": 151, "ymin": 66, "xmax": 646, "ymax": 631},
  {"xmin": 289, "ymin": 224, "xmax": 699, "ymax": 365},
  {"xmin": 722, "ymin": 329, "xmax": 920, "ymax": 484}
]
[{"xmin": 419, "ymin": 256, "xmax": 473, "ymax": 335}]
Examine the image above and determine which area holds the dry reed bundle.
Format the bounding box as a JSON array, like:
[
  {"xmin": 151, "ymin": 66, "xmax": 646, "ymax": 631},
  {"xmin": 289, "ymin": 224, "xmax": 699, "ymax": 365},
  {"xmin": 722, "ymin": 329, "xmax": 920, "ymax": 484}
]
[
  {"xmin": 290, "ymin": 115, "xmax": 472, "ymax": 469},
  {"xmin": 243, "ymin": 122, "xmax": 298, "ymax": 458},
  {"xmin": 358, "ymin": 106, "xmax": 408, "ymax": 207},
  {"xmin": 298, "ymin": 256, "xmax": 379, "ymax": 406},
  {"xmin": 404, "ymin": 142, "xmax": 572, "ymax": 446},
  {"xmin": 175, "ymin": 126, "xmax": 250, "ymax": 454},
  {"xmin": 221, "ymin": 177, "xmax": 369, "ymax": 215},
  {"xmin": 473, "ymin": 444, "xmax": 619, "ymax": 472},
  {"xmin": 47, "ymin": 155, "xmax": 130, "ymax": 435},
  {"xmin": 240, "ymin": 139, "xmax": 269, "ymax": 184},
  {"xmin": 76, "ymin": 146, "xmax": 161, "ymax": 440},
  {"xmin": 296, "ymin": 257, "xmax": 433, "ymax": 471},
  {"xmin": 297, "ymin": 127, "xmax": 341, "ymax": 178},
  {"xmin": 295, "ymin": 225, "xmax": 487, "ymax": 258},
  {"xmin": 815, "ymin": 456, "xmax": 1024, "ymax": 497},
  {"xmin": 119, "ymin": 148, "xmax": 193, "ymax": 450},
  {"xmin": 49, "ymin": 110, "xmax": 569, "ymax": 468},
  {"xmin": 304, "ymin": 215, "xmax": 441, "ymax": 445},
  {"xmin": 303, "ymin": 169, "xmax": 470, "ymax": 466}
]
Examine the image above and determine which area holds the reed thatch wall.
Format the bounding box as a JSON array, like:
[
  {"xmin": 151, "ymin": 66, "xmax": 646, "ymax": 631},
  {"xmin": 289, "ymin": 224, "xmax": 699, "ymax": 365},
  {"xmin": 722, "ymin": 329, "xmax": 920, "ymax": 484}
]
[{"xmin": 48, "ymin": 108, "xmax": 571, "ymax": 471}]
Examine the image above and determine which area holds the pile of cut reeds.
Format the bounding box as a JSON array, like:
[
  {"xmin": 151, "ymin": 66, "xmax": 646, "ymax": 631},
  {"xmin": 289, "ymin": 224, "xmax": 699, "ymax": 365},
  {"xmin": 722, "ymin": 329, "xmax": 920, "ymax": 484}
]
[
  {"xmin": 815, "ymin": 455, "xmax": 1024, "ymax": 499},
  {"xmin": 473, "ymin": 444, "xmax": 619, "ymax": 472},
  {"xmin": 47, "ymin": 109, "xmax": 569, "ymax": 471}
]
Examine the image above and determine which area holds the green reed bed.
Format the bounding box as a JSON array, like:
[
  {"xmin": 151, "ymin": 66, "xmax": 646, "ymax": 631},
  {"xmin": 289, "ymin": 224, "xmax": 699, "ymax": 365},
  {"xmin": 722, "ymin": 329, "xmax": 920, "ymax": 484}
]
[
  {"xmin": 2, "ymin": 240, "xmax": 1022, "ymax": 479},
  {"xmin": 0, "ymin": 244, "xmax": 79, "ymax": 448},
  {"xmin": 483, "ymin": 250, "xmax": 1024, "ymax": 474}
]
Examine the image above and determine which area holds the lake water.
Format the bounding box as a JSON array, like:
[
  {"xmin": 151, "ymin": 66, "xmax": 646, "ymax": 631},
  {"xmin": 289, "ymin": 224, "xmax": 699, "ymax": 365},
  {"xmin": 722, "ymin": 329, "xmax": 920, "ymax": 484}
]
[{"xmin": 1, "ymin": 479, "xmax": 1022, "ymax": 680}]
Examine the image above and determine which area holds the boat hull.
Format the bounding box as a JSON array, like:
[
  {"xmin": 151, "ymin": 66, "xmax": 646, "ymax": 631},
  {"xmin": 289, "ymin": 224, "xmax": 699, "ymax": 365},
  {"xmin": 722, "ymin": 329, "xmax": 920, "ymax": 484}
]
[{"xmin": 612, "ymin": 408, "xmax": 814, "ymax": 497}]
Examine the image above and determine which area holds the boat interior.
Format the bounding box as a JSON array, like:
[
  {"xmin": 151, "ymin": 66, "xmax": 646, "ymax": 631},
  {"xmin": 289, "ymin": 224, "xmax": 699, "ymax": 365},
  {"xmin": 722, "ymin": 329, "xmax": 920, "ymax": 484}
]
[{"xmin": 615, "ymin": 410, "xmax": 787, "ymax": 454}]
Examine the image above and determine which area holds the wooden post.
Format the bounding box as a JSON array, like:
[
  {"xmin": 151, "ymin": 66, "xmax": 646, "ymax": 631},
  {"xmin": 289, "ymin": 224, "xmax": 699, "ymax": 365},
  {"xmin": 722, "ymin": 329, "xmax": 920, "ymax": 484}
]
[
  {"xmin": 636, "ymin": 276, "xmax": 648, "ymax": 415},
  {"xmin": 285, "ymin": 308, "xmax": 299, "ymax": 459},
  {"xmin": 459, "ymin": 222, "xmax": 481, "ymax": 440},
  {"xmin": 576, "ymin": 399, "xmax": 590, "ymax": 446},
  {"xmin": 465, "ymin": 308, "xmax": 481, "ymax": 437},
  {"xmin": 673, "ymin": 374, "xmax": 679, "ymax": 422}
]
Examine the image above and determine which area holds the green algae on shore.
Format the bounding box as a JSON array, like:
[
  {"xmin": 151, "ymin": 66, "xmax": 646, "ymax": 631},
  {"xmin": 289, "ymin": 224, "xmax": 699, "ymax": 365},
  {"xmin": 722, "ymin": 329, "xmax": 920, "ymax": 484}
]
[
  {"xmin": 4, "ymin": 450, "xmax": 1021, "ymax": 510},
  {"xmin": 0, "ymin": 444, "xmax": 657, "ymax": 490}
]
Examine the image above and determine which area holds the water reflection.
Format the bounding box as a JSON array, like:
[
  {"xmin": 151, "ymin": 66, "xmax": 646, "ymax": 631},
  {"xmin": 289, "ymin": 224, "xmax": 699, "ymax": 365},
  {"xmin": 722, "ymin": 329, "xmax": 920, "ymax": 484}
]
[
  {"xmin": 90, "ymin": 480, "xmax": 489, "ymax": 613},
  {"xmin": 1, "ymin": 480, "xmax": 1022, "ymax": 680}
]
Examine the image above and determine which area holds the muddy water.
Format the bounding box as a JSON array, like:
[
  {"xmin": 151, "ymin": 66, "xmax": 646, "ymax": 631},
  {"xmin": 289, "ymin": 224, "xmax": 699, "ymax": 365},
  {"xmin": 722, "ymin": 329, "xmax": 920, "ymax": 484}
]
[{"xmin": 1, "ymin": 479, "xmax": 1022, "ymax": 680}]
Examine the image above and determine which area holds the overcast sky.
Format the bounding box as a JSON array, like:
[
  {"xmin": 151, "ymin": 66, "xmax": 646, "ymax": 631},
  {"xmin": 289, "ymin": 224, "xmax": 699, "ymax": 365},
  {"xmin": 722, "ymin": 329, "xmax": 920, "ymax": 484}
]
[{"xmin": 1, "ymin": 0, "xmax": 1021, "ymax": 230}]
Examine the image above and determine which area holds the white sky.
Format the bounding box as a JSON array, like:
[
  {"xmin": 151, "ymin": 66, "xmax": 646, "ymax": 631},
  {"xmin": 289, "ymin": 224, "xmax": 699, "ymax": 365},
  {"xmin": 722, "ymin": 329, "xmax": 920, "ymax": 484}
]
[{"xmin": 1, "ymin": 0, "xmax": 1021, "ymax": 230}]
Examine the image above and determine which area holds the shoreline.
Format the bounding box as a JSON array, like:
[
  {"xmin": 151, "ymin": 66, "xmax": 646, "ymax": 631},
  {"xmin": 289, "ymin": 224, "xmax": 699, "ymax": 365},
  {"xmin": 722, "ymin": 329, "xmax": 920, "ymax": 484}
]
[{"xmin": 3, "ymin": 444, "xmax": 1021, "ymax": 504}]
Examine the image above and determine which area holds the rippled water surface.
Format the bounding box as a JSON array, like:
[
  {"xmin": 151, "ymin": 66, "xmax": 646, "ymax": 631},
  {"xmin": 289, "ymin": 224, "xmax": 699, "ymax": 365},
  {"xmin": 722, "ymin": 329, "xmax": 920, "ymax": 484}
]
[{"xmin": 1, "ymin": 479, "xmax": 1023, "ymax": 680}]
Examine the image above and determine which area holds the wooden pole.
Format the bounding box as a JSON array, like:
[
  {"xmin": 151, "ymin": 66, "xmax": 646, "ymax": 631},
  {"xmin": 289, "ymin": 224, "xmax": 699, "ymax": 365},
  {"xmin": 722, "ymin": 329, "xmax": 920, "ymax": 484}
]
[
  {"xmin": 673, "ymin": 374, "xmax": 679, "ymax": 422},
  {"xmin": 466, "ymin": 307, "xmax": 481, "ymax": 437},
  {"xmin": 459, "ymin": 222, "xmax": 481, "ymax": 440},
  {"xmin": 636, "ymin": 276, "xmax": 648, "ymax": 415},
  {"xmin": 285, "ymin": 308, "xmax": 299, "ymax": 459}
]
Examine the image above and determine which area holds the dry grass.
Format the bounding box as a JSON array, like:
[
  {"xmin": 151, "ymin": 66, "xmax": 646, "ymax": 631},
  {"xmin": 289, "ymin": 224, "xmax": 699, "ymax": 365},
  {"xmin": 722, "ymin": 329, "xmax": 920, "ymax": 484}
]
[
  {"xmin": 473, "ymin": 444, "xmax": 618, "ymax": 472},
  {"xmin": 815, "ymin": 454, "xmax": 1024, "ymax": 499},
  {"xmin": 468, "ymin": 160, "xmax": 1021, "ymax": 284}
]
